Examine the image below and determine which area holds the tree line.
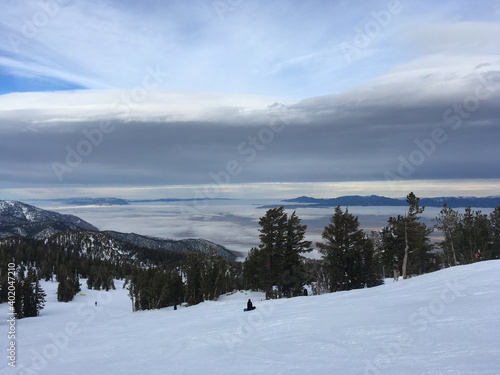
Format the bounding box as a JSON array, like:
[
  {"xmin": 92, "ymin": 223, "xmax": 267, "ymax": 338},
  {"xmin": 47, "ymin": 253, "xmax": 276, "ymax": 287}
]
[
  {"xmin": 243, "ymin": 192, "xmax": 500, "ymax": 295},
  {"xmin": 0, "ymin": 236, "xmax": 186, "ymax": 317},
  {"xmin": 1, "ymin": 192, "xmax": 499, "ymax": 317},
  {"xmin": 0, "ymin": 234, "xmax": 242, "ymax": 315}
]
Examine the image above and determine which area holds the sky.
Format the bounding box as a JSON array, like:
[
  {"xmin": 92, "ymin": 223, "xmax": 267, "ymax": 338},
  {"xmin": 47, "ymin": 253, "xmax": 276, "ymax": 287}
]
[{"xmin": 0, "ymin": 0, "xmax": 500, "ymax": 201}]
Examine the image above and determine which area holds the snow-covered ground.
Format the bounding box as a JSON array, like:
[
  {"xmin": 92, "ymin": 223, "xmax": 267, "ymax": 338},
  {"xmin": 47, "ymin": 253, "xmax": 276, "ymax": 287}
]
[{"xmin": 2, "ymin": 260, "xmax": 500, "ymax": 374}]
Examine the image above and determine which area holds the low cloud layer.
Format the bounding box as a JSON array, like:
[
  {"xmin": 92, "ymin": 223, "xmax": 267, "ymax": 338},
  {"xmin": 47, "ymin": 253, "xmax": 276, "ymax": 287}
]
[{"xmin": 1, "ymin": 60, "xmax": 499, "ymax": 191}]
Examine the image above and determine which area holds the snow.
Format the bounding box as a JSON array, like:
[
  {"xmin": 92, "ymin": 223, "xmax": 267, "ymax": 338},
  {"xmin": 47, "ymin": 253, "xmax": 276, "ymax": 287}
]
[
  {"xmin": 1, "ymin": 261, "xmax": 500, "ymax": 374},
  {"xmin": 21, "ymin": 206, "xmax": 36, "ymax": 222}
]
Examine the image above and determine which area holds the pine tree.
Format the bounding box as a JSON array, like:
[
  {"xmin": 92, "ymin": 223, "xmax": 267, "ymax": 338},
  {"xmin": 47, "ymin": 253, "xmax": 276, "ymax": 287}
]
[
  {"xmin": 258, "ymin": 207, "xmax": 288, "ymax": 298},
  {"xmin": 281, "ymin": 211, "xmax": 312, "ymax": 296},
  {"xmin": 34, "ymin": 276, "xmax": 46, "ymax": 316},
  {"xmin": 251, "ymin": 207, "xmax": 312, "ymax": 298},
  {"xmin": 87, "ymin": 265, "xmax": 97, "ymax": 289},
  {"xmin": 381, "ymin": 193, "xmax": 434, "ymax": 278},
  {"xmin": 22, "ymin": 269, "xmax": 37, "ymax": 317},
  {"xmin": 490, "ymin": 206, "xmax": 500, "ymax": 259},
  {"xmin": 57, "ymin": 266, "xmax": 80, "ymax": 302},
  {"xmin": 434, "ymin": 204, "xmax": 460, "ymax": 267},
  {"xmin": 243, "ymin": 247, "xmax": 262, "ymax": 291},
  {"xmin": 13, "ymin": 267, "xmax": 25, "ymax": 318},
  {"xmin": 317, "ymin": 206, "xmax": 381, "ymax": 291},
  {"xmin": 185, "ymin": 250, "xmax": 203, "ymax": 305},
  {"xmin": 11, "ymin": 268, "xmax": 46, "ymax": 319},
  {"xmin": 456, "ymin": 207, "xmax": 491, "ymax": 263}
]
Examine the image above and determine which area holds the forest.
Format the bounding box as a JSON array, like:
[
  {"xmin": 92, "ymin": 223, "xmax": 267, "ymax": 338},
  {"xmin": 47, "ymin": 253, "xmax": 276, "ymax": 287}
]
[{"xmin": 1, "ymin": 193, "xmax": 499, "ymax": 317}]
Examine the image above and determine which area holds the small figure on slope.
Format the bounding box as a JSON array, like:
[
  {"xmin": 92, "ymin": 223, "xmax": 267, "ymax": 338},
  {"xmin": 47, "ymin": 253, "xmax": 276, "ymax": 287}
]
[{"xmin": 246, "ymin": 299, "xmax": 256, "ymax": 311}]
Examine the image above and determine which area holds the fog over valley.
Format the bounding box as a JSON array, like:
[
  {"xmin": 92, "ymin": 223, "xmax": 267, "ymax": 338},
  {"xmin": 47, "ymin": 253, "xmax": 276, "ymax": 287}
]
[{"xmin": 31, "ymin": 199, "xmax": 496, "ymax": 255}]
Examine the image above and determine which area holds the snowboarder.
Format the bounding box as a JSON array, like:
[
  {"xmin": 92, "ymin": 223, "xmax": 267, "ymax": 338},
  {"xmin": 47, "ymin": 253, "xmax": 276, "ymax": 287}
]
[{"xmin": 246, "ymin": 299, "xmax": 256, "ymax": 311}]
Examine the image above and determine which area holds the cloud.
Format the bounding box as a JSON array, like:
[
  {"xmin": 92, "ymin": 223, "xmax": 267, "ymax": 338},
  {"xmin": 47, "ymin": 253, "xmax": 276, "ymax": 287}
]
[
  {"xmin": 1, "ymin": 0, "xmax": 499, "ymax": 197},
  {"xmin": 0, "ymin": 57, "xmax": 499, "ymax": 190},
  {"xmin": 404, "ymin": 22, "xmax": 500, "ymax": 56},
  {"xmin": 4, "ymin": 0, "xmax": 496, "ymax": 98}
]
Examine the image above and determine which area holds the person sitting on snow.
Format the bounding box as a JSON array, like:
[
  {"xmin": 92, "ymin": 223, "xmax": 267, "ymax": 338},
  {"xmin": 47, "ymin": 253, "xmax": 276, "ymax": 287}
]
[{"xmin": 247, "ymin": 299, "xmax": 256, "ymax": 311}]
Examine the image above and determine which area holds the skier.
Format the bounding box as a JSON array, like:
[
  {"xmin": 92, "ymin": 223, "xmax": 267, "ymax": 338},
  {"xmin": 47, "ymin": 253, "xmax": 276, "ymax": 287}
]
[{"xmin": 246, "ymin": 299, "xmax": 256, "ymax": 311}]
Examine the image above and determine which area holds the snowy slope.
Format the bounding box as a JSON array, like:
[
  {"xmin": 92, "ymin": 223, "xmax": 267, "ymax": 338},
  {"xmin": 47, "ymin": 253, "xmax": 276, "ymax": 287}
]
[{"xmin": 1, "ymin": 261, "xmax": 500, "ymax": 375}]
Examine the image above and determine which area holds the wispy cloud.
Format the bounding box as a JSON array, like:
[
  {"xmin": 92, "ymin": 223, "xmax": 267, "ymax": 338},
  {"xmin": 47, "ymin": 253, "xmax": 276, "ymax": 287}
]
[{"xmin": 1, "ymin": 1, "xmax": 496, "ymax": 97}]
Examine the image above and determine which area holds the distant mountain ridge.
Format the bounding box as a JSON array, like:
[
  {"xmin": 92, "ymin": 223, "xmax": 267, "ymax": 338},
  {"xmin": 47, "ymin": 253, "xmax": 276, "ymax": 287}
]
[
  {"xmin": 276, "ymin": 195, "xmax": 500, "ymax": 209},
  {"xmin": 29, "ymin": 197, "xmax": 231, "ymax": 206},
  {"xmin": 0, "ymin": 200, "xmax": 237, "ymax": 261},
  {"xmin": 0, "ymin": 200, "xmax": 98, "ymax": 238}
]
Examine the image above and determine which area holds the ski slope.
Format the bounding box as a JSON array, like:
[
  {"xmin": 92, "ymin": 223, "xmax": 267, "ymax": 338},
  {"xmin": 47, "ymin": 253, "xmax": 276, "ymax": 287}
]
[{"xmin": 2, "ymin": 260, "xmax": 500, "ymax": 375}]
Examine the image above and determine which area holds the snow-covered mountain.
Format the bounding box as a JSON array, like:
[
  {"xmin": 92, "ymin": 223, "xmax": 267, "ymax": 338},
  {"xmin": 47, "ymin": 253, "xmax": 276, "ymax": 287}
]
[
  {"xmin": 0, "ymin": 200, "xmax": 98, "ymax": 238},
  {"xmin": 104, "ymin": 230, "xmax": 237, "ymax": 260},
  {"xmin": 45, "ymin": 230, "xmax": 236, "ymax": 264},
  {"xmin": 0, "ymin": 200, "xmax": 237, "ymax": 261},
  {"xmin": 4, "ymin": 260, "xmax": 499, "ymax": 374}
]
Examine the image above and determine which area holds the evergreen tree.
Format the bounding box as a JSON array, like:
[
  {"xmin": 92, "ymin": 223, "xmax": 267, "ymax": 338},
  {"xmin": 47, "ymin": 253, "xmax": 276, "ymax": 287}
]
[
  {"xmin": 434, "ymin": 204, "xmax": 460, "ymax": 267},
  {"xmin": 317, "ymin": 206, "xmax": 382, "ymax": 291},
  {"xmin": 381, "ymin": 193, "xmax": 435, "ymax": 278},
  {"xmin": 249, "ymin": 207, "xmax": 312, "ymax": 298},
  {"xmin": 490, "ymin": 206, "xmax": 500, "ymax": 260},
  {"xmin": 34, "ymin": 276, "xmax": 47, "ymax": 316},
  {"xmin": 13, "ymin": 267, "xmax": 25, "ymax": 318},
  {"xmin": 23, "ymin": 269, "xmax": 46, "ymax": 317},
  {"xmin": 456, "ymin": 207, "xmax": 491, "ymax": 263},
  {"xmin": 87, "ymin": 265, "xmax": 97, "ymax": 289},
  {"xmin": 22, "ymin": 269, "xmax": 37, "ymax": 317},
  {"xmin": 242, "ymin": 247, "xmax": 262, "ymax": 291},
  {"xmin": 184, "ymin": 250, "xmax": 203, "ymax": 305},
  {"xmin": 281, "ymin": 211, "xmax": 312, "ymax": 296},
  {"xmin": 258, "ymin": 207, "xmax": 288, "ymax": 297},
  {"xmin": 10, "ymin": 268, "xmax": 46, "ymax": 319},
  {"xmin": 57, "ymin": 266, "xmax": 81, "ymax": 302}
]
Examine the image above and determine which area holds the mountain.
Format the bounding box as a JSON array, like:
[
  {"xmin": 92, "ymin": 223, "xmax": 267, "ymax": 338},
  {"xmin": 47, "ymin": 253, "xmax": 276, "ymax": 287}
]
[
  {"xmin": 284, "ymin": 195, "xmax": 405, "ymax": 206},
  {"xmin": 276, "ymin": 195, "xmax": 500, "ymax": 209},
  {"xmin": 0, "ymin": 200, "xmax": 237, "ymax": 261},
  {"xmin": 0, "ymin": 200, "xmax": 98, "ymax": 239},
  {"xmin": 45, "ymin": 230, "xmax": 187, "ymax": 266},
  {"xmin": 30, "ymin": 197, "xmax": 129, "ymax": 206},
  {"xmin": 29, "ymin": 197, "xmax": 231, "ymax": 206},
  {"xmin": 104, "ymin": 231, "xmax": 237, "ymax": 261}
]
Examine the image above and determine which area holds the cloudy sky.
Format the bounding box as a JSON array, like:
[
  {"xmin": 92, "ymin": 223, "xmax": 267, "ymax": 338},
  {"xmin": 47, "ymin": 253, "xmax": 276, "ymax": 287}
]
[{"xmin": 1, "ymin": 0, "xmax": 499, "ymax": 200}]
